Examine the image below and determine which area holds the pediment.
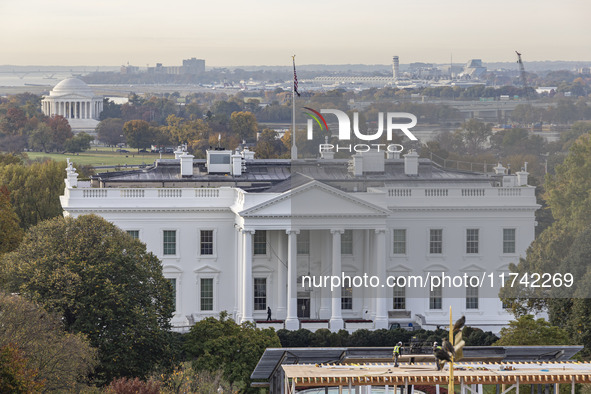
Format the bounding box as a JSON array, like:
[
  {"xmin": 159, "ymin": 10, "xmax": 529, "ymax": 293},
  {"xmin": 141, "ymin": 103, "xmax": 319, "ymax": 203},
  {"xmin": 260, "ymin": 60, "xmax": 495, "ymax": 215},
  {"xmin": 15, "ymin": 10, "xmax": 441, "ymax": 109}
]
[
  {"xmin": 460, "ymin": 263, "xmax": 486, "ymax": 272},
  {"xmin": 193, "ymin": 264, "xmax": 220, "ymax": 274},
  {"xmin": 240, "ymin": 180, "xmax": 389, "ymax": 218},
  {"xmin": 163, "ymin": 264, "xmax": 183, "ymax": 273},
  {"xmin": 253, "ymin": 264, "xmax": 274, "ymax": 273},
  {"xmin": 423, "ymin": 263, "xmax": 448, "ymax": 272},
  {"xmin": 387, "ymin": 263, "xmax": 413, "ymax": 273}
]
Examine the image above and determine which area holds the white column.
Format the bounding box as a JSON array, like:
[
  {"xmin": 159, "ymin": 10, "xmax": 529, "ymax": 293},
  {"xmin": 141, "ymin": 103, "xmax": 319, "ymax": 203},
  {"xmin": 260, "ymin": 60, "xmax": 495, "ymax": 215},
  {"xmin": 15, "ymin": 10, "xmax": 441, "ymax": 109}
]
[
  {"xmin": 87, "ymin": 101, "xmax": 90, "ymax": 119},
  {"xmin": 374, "ymin": 229, "xmax": 388, "ymax": 329},
  {"xmin": 241, "ymin": 230, "xmax": 254, "ymax": 323},
  {"xmin": 285, "ymin": 230, "xmax": 299, "ymax": 330},
  {"xmin": 277, "ymin": 231, "xmax": 287, "ymax": 319},
  {"xmin": 319, "ymin": 230, "xmax": 331, "ymax": 319},
  {"xmin": 363, "ymin": 230, "xmax": 371, "ymax": 320},
  {"xmin": 330, "ymin": 229, "xmax": 344, "ymax": 331},
  {"xmin": 235, "ymin": 226, "xmax": 243, "ymax": 321}
]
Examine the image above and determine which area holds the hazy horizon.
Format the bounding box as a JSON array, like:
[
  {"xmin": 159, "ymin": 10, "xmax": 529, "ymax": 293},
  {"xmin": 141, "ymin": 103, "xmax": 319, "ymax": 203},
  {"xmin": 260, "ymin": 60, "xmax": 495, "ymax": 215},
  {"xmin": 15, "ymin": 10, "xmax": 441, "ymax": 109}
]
[{"xmin": 1, "ymin": 0, "xmax": 590, "ymax": 67}]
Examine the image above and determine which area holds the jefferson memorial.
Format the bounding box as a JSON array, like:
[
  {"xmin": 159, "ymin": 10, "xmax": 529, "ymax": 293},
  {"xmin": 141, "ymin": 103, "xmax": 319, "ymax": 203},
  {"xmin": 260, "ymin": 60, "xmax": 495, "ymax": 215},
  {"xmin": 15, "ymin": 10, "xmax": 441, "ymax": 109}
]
[{"xmin": 41, "ymin": 78, "xmax": 103, "ymax": 133}]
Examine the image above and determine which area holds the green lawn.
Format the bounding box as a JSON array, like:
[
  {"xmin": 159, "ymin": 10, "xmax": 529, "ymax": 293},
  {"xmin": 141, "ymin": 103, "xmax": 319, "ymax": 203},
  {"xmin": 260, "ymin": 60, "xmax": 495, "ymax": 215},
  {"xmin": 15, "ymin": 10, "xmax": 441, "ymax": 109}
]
[{"xmin": 25, "ymin": 147, "xmax": 175, "ymax": 167}]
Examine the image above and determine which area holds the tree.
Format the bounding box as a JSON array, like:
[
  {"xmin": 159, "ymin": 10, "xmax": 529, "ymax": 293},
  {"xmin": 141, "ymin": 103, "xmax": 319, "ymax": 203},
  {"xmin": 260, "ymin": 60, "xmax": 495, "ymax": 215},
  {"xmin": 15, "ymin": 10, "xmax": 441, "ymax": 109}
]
[
  {"xmin": 46, "ymin": 115, "xmax": 73, "ymax": 148},
  {"xmin": 212, "ymin": 100, "xmax": 242, "ymax": 118},
  {"xmin": 255, "ymin": 129, "xmax": 286, "ymax": 158},
  {"xmin": 0, "ymin": 107, "xmax": 27, "ymax": 135},
  {"xmin": 96, "ymin": 118, "xmax": 125, "ymax": 146},
  {"xmin": 0, "ymin": 293, "xmax": 98, "ymax": 391},
  {"xmin": 185, "ymin": 311, "xmax": 281, "ymax": 392},
  {"xmin": 0, "ymin": 344, "xmax": 44, "ymax": 393},
  {"xmin": 123, "ymin": 119, "xmax": 155, "ymax": 151},
  {"xmin": 0, "ymin": 159, "xmax": 65, "ymax": 230},
  {"xmin": 0, "ymin": 215, "xmax": 175, "ymax": 384},
  {"xmin": 28, "ymin": 123, "xmax": 54, "ymax": 152},
  {"xmin": 230, "ymin": 111, "xmax": 258, "ymax": 142},
  {"xmin": 64, "ymin": 132, "xmax": 93, "ymax": 152},
  {"xmin": 494, "ymin": 315, "xmax": 570, "ymax": 346},
  {"xmin": 99, "ymin": 98, "xmax": 122, "ymax": 120},
  {"xmin": 0, "ymin": 187, "xmax": 23, "ymax": 255},
  {"xmin": 454, "ymin": 119, "xmax": 492, "ymax": 155},
  {"xmin": 501, "ymin": 135, "xmax": 591, "ymax": 340}
]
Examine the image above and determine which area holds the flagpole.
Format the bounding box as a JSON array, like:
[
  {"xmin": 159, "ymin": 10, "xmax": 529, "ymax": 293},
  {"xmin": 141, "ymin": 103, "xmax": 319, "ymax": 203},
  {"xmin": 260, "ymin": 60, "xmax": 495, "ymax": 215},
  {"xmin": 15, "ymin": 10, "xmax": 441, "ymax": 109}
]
[{"xmin": 291, "ymin": 55, "xmax": 297, "ymax": 160}]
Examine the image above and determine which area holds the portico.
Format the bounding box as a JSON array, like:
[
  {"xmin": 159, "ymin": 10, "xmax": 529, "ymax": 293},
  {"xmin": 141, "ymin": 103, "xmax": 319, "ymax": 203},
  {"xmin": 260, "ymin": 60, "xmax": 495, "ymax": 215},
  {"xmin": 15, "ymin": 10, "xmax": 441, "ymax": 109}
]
[{"xmin": 235, "ymin": 181, "xmax": 390, "ymax": 331}]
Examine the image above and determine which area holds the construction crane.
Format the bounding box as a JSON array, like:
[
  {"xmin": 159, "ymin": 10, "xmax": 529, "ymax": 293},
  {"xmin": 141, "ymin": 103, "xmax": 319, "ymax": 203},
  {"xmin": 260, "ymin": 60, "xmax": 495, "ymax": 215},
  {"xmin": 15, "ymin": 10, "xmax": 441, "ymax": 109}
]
[{"xmin": 515, "ymin": 51, "xmax": 529, "ymax": 99}]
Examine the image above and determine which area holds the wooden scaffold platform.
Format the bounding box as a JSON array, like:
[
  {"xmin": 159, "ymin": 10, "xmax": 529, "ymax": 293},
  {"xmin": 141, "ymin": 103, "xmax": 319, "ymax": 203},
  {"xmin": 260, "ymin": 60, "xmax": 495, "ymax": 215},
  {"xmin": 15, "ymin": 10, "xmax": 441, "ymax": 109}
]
[{"xmin": 282, "ymin": 361, "xmax": 591, "ymax": 394}]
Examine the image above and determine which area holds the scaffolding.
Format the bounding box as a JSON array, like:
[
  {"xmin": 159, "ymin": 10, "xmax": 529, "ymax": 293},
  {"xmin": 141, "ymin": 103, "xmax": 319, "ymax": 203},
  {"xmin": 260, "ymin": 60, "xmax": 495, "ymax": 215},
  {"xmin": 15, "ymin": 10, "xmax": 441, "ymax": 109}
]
[{"xmin": 282, "ymin": 361, "xmax": 591, "ymax": 394}]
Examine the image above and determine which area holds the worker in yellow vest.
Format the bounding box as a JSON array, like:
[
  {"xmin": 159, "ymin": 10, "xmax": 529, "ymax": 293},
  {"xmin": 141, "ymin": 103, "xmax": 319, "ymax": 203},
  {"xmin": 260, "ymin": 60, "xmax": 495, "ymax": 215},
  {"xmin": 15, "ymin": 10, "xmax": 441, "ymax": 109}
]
[{"xmin": 393, "ymin": 341, "xmax": 403, "ymax": 367}]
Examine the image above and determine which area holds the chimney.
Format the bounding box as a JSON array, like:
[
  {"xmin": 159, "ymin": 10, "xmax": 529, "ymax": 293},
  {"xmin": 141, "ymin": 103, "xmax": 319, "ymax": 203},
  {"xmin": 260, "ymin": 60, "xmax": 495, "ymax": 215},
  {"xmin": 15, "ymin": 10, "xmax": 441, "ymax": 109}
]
[
  {"xmin": 387, "ymin": 151, "xmax": 401, "ymax": 159},
  {"xmin": 516, "ymin": 162, "xmax": 529, "ymax": 186},
  {"xmin": 352, "ymin": 154, "xmax": 363, "ymax": 176},
  {"xmin": 231, "ymin": 154, "xmax": 242, "ymax": 176},
  {"xmin": 320, "ymin": 136, "xmax": 334, "ymax": 159},
  {"xmin": 180, "ymin": 152, "xmax": 194, "ymax": 177},
  {"xmin": 404, "ymin": 149, "xmax": 419, "ymax": 176},
  {"xmin": 242, "ymin": 147, "xmax": 255, "ymax": 160},
  {"xmin": 493, "ymin": 162, "xmax": 506, "ymax": 175}
]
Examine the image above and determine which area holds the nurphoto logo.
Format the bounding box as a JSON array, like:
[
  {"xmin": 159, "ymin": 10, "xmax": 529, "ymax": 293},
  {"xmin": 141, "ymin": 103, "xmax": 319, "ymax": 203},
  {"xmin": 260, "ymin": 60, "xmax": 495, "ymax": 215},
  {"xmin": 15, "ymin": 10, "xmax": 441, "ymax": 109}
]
[{"xmin": 303, "ymin": 107, "xmax": 418, "ymax": 153}]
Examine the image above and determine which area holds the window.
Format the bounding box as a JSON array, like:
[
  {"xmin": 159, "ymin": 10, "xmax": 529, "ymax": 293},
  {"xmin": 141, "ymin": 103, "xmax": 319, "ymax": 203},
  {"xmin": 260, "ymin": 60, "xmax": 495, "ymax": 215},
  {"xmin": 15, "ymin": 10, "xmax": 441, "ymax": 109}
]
[
  {"xmin": 297, "ymin": 230, "xmax": 310, "ymax": 255},
  {"xmin": 200, "ymin": 278, "xmax": 213, "ymax": 311},
  {"xmin": 127, "ymin": 230, "xmax": 139, "ymax": 239},
  {"xmin": 429, "ymin": 229, "xmax": 443, "ymax": 254},
  {"xmin": 429, "ymin": 279, "xmax": 442, "ymax": 310},
  {"xmin": 466, "ymin": 229, "xmax": 479, "ymax": 254},
  {"xmin": 163, "ymin": 230, "xmax": 176, "ymax": 255},
  {"xmin": 503, "ymin": 228, "xmax": 516, "ymax": 254},
  {"xmin": 466, "ymin": 282, "xmax": 479, "ymax": 309},
  {"xmin": 341, "ymin": 230, "xmax": 353, "ymax": 255},
  {"xmin": 167, "ymin": 278, "xmax": 177, "ymax": 311},
  {"xmin": 341, "ymin": 286, "xmax": 353, "ymax": 310},
  {"xmin": 392, "ymin": 229, "xmax": 406, "ymax": 254},
  {"xmin": 393, "ymin": 284, "xmax": 406, "ymax": 310},
  {"xmin": 200, "ymin": 230, "xmax": 214, "ymax": 255},
  {"xmin": 254, "ymin": 231, "xmax": 267, "ymax": 255},
  {"xmin": 254, "ymin": 278, "xmax": 267, "ymax": 310}
]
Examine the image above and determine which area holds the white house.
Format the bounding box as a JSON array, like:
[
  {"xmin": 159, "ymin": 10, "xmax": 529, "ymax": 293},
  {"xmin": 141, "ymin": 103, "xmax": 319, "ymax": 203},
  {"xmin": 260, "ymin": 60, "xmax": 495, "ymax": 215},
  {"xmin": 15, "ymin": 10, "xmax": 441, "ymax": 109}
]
[{"xmin": 60, "ymin": 149, "xmax": 538, "ymax": 333}]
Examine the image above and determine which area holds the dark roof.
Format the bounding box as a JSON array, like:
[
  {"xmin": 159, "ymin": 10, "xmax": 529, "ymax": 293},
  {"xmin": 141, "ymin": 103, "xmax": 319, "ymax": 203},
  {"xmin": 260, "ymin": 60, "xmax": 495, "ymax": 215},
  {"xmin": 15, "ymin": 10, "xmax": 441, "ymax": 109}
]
[
  {"xmin": 92, "ymin": 158, "xmax": 493, "ymax": 193},
  {"xmin": 251, "ymin": 346, "xmax": 583, "ymax": 382}
]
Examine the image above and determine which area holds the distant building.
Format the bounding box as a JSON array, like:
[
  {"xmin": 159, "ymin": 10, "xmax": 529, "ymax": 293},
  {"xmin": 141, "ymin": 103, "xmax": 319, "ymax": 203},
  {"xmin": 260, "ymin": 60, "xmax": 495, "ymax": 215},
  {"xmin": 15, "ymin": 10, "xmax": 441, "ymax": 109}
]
[
  {"xmin": 120, "ymin": 64, "xmax": 140, "ymax": 74},
  {"xmin": 143, "ymin": 58, "xmax": 206, "ymax": 75},
  {"xmin": 392, "ymin": 56, "xmax": 400, "ymax": 80},
  {"xmin": 460, "ymin": 59, "xmax": 487, "ymax": 79},
  {"xmin": 182, "ymin": 58, "xmax": 206, "ymax": 74},
  {"xmin": 41, "ymin": 78, "xmax": 103, "ymax": 133}
]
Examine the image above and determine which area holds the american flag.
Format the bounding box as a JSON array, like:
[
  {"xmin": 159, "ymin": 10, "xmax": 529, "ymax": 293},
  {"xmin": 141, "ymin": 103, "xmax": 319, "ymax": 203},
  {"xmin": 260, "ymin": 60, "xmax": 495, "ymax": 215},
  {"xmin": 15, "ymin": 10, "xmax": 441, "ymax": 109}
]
[{"xmin": 293, "ymin": 56, "xmax": 300, "ymax": 96}]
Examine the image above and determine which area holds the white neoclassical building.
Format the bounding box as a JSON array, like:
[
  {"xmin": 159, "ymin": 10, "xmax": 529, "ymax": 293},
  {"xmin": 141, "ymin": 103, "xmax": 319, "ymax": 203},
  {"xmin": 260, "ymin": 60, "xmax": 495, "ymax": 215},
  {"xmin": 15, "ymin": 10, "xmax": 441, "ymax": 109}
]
[
  {"xmin": 41, "ymin": 78, "xmax": 103, "ymax": 133},
  {"xmin": 60, "ymin": 150, "xmax": 538, "ymax": 334}
]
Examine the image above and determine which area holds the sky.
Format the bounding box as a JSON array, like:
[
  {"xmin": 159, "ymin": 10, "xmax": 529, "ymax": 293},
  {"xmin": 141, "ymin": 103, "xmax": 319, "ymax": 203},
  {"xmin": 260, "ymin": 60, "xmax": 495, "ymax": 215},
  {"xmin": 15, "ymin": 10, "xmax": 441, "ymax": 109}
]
[{"xmin": 1, "ymin": 0, "xmax": 590, "ymax": 67}]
